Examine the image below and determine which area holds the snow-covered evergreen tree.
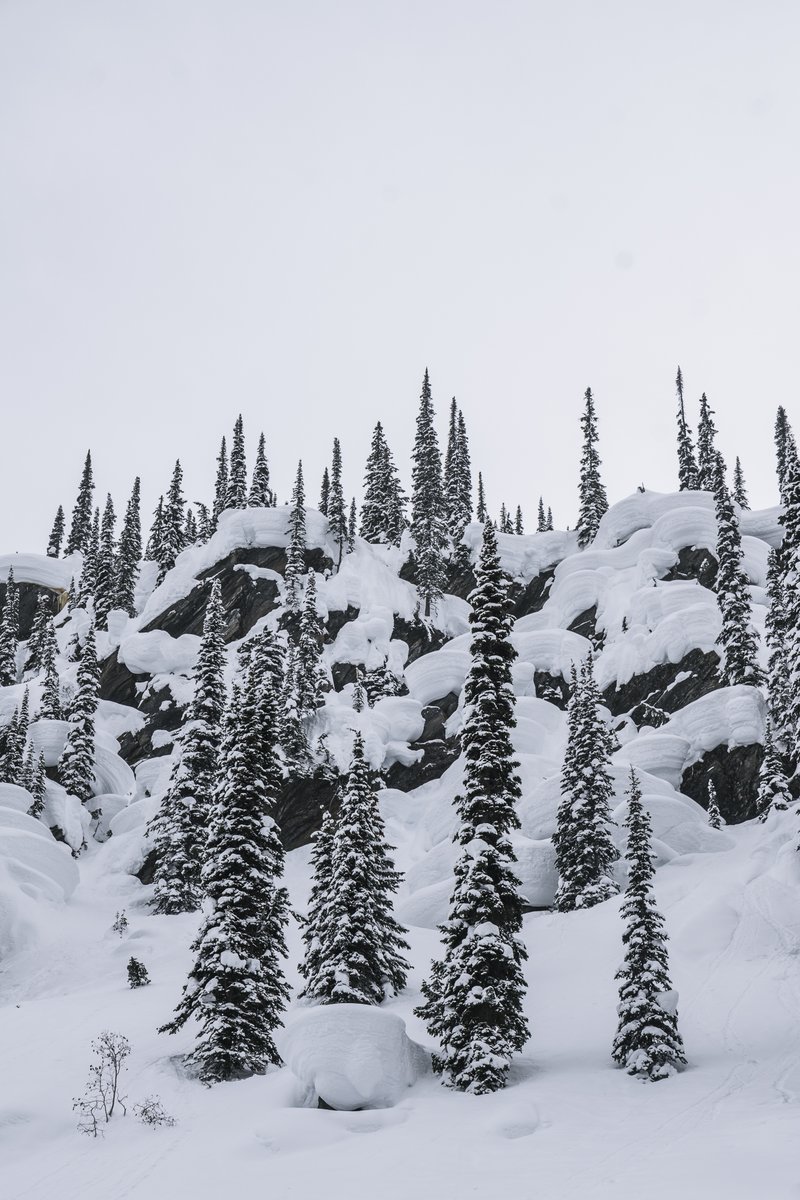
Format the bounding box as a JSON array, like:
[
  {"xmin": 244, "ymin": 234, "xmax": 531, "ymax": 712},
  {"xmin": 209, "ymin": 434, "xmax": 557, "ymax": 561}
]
[
  {"xmin": 360, "ymin": 422, "xmax": 406, "ymax": 546},
  {"xmin": 696, "ymin": 392, "xmax": 719, "ymax": 490},
  {"xmin": 774, "ymin": 406, "xmax": 797, "ymax": 501},
  {"xmin": 225, "ymin": 414, "xmax": 247, "ymax": 509},
  {"xmin": 147, "ymin": 580, "xmax": 226, "ymax": 914},
  {"xmin": 514, "ymin": 506, "xmax": 524, "ymax": 536},
  {"xmin": 0, "ymin": 570, "xmax": 20, "ymax": 688},
  {"xmin": 302, "ymin": 733, "xmax": 409, "ymax": 1004},
  {"xmin": 318, "ymin": 467, "xmax": 330, "ymax": 516},
  {"xmin": 47, "ymin": 505, "xmax": 65, "ymax": 557},
  {"xmin": 706, "ymin": 781, "xmax": 724, "ymax": 829},
  {"xmin": 113, "ymin": 477, "xmax": 141, "ymax": 617},
  {"xmin": 24, "ymin": 593, "xmax": 53, "ymax": 676},
  {"xmin": 416, "ymin": 522, "xmax": 528, "ymax": 1093},
  {"xmin": 39, "ymin": 628, "xmax": 62, "ymax": 720},
  {"xmin": 476, "ymin": 471, "xmax": 488, "ymax": 523},
  {"xmin": 411, "ymin": 370, "xmax": 447, "ymax": 616},
  {"xmin": 158, "ymin": 460, "xmax": 186, "ymax": 583},
  {"xmin": 284, "ymin": 461, "xmax": 307, "ymax": 617},
  {"xmin": 732, "ymin": 457, "xmax": 749, "ymax": 509},
  {"xmin": 444, "ymin": 399, "xmax": 472, "ymax": 552},
  {"xmin": 77, "ymin": 507, "xmax": 100, "ymax": 610},
  {"xmin": 59, "ymin": 624, "xmax": 99, "ymax": 806},
  {"xmin": 765, "ymin": 549, "xmax": 791, "ymax": 754},
  {"xmin": 328, "ymin": 438, "xmax": 347, "ymax": 568},
  {"xmin": 348, "ymin": 497, "xmax": 357, "ymax": 551},
  {"xmin": 298, "ymin": 806, "xmax": 336, "ymax": 998},
  {"xmin": 94, "ymin": 494, "xmax": 116, "ymax": 625},
  {"xmin": 184, "ymin": 508, "xmax": 198, "ymax": 545},
  {"xmin": 25, "ymin": 748, "xmax": 47, "ymax": 818},
  {"xmin": 65, "ymin": 451, "xmax": 95, "ymax": 556},
  {"xmin": 537, "ymin": 497, "xmax": 546, "ymax": 532},
  {"xmin": 281, "ymin": 644, "xmax": 310, "ymax": 773},
  {"xmin": 713, "ymin": 456, "xmax": 762, "ymax": 687},
  {"xmin": 675, "ymin": 366, "xmax": 698, "ymax": 490},
  {"xmin": 160, "ymin": 659, "xmax": 290, "ymax": 1082},
  {"xmin": 757, "ymin": 719, "xmax": 791, "ymax": 821},
  {"xmin": 546, "ymin": 506, "xmax": 554, "ymax": 531},
  {"xmin": 195, "ymin": 502, "xmax": 211, "ymax": 542},
  {"xmin": 576, "ymin": 388, "xmax": 608, "ymax": 548},
  {"xmin": 145, "ymin": 495, "xmax": 164, "ymax": 563},
  {"xmin": 249, "ymin": 432, "xmax": 274, "ymax": 507},
  {"xmin": 211, "ymin": 436, "xmax": 228, "ymax": 530},
  {"xmin": 612, "ymin": 767, "xmax": 686, "ymax": 1081},
  {"xmin": 553, "ymin": 652, "xmax": 619, "ymax": 911}
]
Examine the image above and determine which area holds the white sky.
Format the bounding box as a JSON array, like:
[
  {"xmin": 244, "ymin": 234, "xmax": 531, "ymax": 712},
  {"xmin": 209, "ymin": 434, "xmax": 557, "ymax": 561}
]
[{"xmin": 1, "ymin": 1, "xmax": 799, "ymax": 550}]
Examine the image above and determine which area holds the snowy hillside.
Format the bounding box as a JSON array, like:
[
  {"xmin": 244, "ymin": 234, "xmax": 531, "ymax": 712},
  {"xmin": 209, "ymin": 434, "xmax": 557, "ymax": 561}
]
[{"xmin": 2, "ymin": 397, "xmax": 799, "ymax": 1200}]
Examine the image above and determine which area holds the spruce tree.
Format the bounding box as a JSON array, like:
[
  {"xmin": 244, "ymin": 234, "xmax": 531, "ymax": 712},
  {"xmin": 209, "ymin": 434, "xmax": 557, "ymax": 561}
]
[
  {"xmin": 25, "ymin": 593, "xmax": 53, "ymax": 676},
  {"xmin": 160, "ymin": 663, "xmax": 290, "ymax": 1082},
  {"xmin": 184, "ymin": 508, "xmax": 198, "ymax": 544},
  {"xmin": 732, "ymin": 457, "xmax": 749, "ymax": 509},
  {"xmin": 576, "ymin": 388, "xmax": 608, "ymax": 547},
  {"xmin": 249, "ymin": 432, "xmax": 274, "ymax": 507},
  {"xmin": 195, "ymin": 502, "xmax": 211, "ymax": 541},
  {"xmin": 514, "ymin": 506, "xmax": 524, "ymax": 536},
  {"xmin": 713, "ymin": 456, "xmax": 762, "ymax": 687},
  {"xmin": 706, "ymin": 781, "xmax": 724, "ymax": 829},
  {"xmin": 613, "ymin": 767, "xmax": 686, "ymax": 1081},
  {"xmin": 756, "ymin": 719, "xmax": 791, "ymax": 820},
  {"xmin": 295, "ymin": 572, "xmax": 327, "ymax": 717},
  {"xmin": 211, "ymin": 436, "xmax": 228, "ymax": 530},
  {"xmin": 553, "ymin": 652, "xmax": 619, "ymax": 911},
  {"xmin": 328, "ymin": 438, "xmax": 347, "ymax": 568},
  {"xmin": 39, "ymin": 628, "xmax": 62, "ymax": 720},
  {"xmin": 0, "ymin": 569, "xmax": 19, "ymax": 687},
  {"xmin": 77, "ymin": 507, "xmax": 100, "ymax": 610},
  {"xmin": 145, "ymin": 496, "xmax": 165, "ymax": 563},
  {"xmin": 537, "ymin": 497, "xmax": 546, "ymax": 532},
  {"xmin": 443, "ymin": 400, "xmax": 473, "ymax": 551},
  {"xmin": 280, "ymin": 644, "xmax": 310, "ymax": 773},
  {"xmin": 765, "ymin": 548, "xmax": 791, "ymax": 754},
  {"xmin": 225, "ymin": 415, "xmax": 248, "ymax": 509},
  {"xmin": 411, "ymin": 370, "xmax": 447, "ymax": 617},
  {"xmin": 775, "ymin": 406, "xmax": 797, "ymax": 501},
  {"xmin": 319, "ymin": 467, "xmax": 330, "ymax": 516},
  {"xmin": 696, "ymin": 392, "xmax": 720, "ymax": 490},
  {"xmin": 3, "ymin": 690, "xmax": 30, "ymax": 785},
  {"xmin": 416, "ymin": 523, "xmax": 528, "ymax": 1093},
  {"xmin": 113, "ymin": 478, "xmax": 141, "ymax": 617},
  {"xmin": 59, "ymin": 624, "xmax": 99, "ymax": 806},
  {"xmin": 158, "ymin": 461, "xmax": 187, "ymax": 582},
  {"xmin": 25, "ymin": 749, "xmax": 47, "ymax": 818},
  {"xmin": 64, "ymin": 451, "xmax": 95, "ymax": 556},
  {"xmin": 94, "ymin": 494, "xmax": 117, "ymax": 625},
  {"xmin": 546, "ymin": 506, "xmax": 554, "ymax": 531},
  {"xmin": 303, "ymin": 733, "xmax": 409, "ymax": 1004},
  {"xmin": 476, "ymin": 471, "xmax": 488, "ymax": 523},
  {"xmin": 675, "ymin": 366, "xmax": 699, "ymax": 490},
  {"xmin": 284, "ymin": 461, "xmax": 307, "ymax": 616},
  {"xmin": 360, "ymin": 423, "xmax": 406, "ymax": 545},
  {"xmin": 148, "ymin": 580, "xmax": 227, "ymax": 914},
  {"xmin": 47, "ymin": 505, "xmax": 65, "ymax": 558},
  {"xmin": 348, "ymin": 497, "xmax": 357, "ymax": 551},
  {"xmin": 298, "ymin": 807, "xmax": 336, "ymax": 998}
]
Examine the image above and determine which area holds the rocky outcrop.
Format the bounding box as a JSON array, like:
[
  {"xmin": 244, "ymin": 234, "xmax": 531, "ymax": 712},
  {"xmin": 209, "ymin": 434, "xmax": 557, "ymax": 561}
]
[
  {"xmin": 681, "ymin": 743, "xmax": 763, "ymax": 824},
  {"xmin": 385, "ymin": 691, "xmax": 460, "ymax": 793},
  {"xmin": 664, "ymin": 546, "xmax": 717, "ymax": 590},
  {"xmin": 0, "ymin": 581, "xmax": 60, "ymax": 641},
  {"xmin": 603, "ymin": 648, "xmax": 721, "ymax": 723}
]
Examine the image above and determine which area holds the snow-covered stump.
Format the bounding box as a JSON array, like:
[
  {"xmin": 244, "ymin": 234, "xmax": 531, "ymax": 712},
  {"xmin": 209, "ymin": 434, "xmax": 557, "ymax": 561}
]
[{"xmin": 278, "ymin": 1005, "xmax": 429, "ymax": 1111}]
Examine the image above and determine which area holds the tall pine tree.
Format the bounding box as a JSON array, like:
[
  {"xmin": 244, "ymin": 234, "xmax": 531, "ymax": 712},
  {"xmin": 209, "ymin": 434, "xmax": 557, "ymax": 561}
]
[
  {"xmin": 416, "ymin": 523, "xmax": 528, "ymax": 1093},
  {"xmin": 732, "ymin": 457, "xmax": 749, "ymax": 509},
  {"xmin": 576, "ymin": 388, "xmax": 608, "ymax": 548},
  {"xmin": 64, "ymin": 452, "xmax": 95, "ymax": 555},
  {"xmin": 284, "ymin": 461, "xmax": 307, "ymax": 618},
  {"xmin": 675, "ymin": 366, "xmax": 699, "ymax": 490},
  {"xmin": 47, "ymin": 505, "xmax": 65, "ymax": 557},
  {"xmin": 59, "ymin": 624, "xmax": 99, "ymax": 807},
  {"xmin": 328, "ymin": 438, "xmax": 347, "ymax": 568},
  {"xmin": 225, "ymin": 415, "xmax": 248, "ymax": 509},
  {"xmin": 211, "ymin": 436, "xmax": 229, "ymax": 530},
  {"xmin": 713, "ymin": 456, "xmax": 762, "ymax": 687},
  {"xmin": 113, "ymin": 477, "xmax": 142, "ymax": 617},
  {"xmin": 411, "ymin": 370, "xmax": 447, "ymax": 616},
  {"xmin": 249, "ymin": 432, "xmax": 274, "ymax": 507},
  {"xmin": 696, "ymin": 393, "xmax": 719, "ymax": 490}
]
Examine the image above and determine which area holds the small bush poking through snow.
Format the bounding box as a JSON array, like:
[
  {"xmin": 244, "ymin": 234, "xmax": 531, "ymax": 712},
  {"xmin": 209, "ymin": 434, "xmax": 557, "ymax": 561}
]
[
  {"xmin": 73, "ymin": 1032, "xmax": 130, "ymax": 1136},
  {"xmin": 134, "ymin": 1096, "xmax": 176, "ymax": 1129},
  {"xmin": 127, "ymin": 957, "xmax": 151, "ymax": 988},
  {"xmin": 111, "ymin": 910, "xmax": 128, "ymax": 937}
]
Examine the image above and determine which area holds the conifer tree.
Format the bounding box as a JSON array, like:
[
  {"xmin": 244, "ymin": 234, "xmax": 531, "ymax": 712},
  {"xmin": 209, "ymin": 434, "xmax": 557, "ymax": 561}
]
[
  {"xmin": 476, "ymin": 471, "xmax": 488, "ymax": 523},
  {"xmin": 613, "ymin": 767, "xmax": 686, "ymax": 1081},
  {"xmin": 553, "ymin": 652, "xmax": 619, "ymax": 911},
  {"xmin": 184, "ymin": 508, "xmax": 198, "ymax": 545},
  {"xmin": 195, "ymin": 502, "xmax": 211, "ymax": 541},
  {"xmin": 284, "ymin": 461, "xmax": 307, "ymax": 617},
  {"xmin": 757, "ymin": 719, "xmax": 791, "ymax": 820},
  {"xmin": 65, "ymin": 452, "xmax": 95, "ymax": 555},
  {"xmin": 25, "ymin": 593, "xmax": 53, "ymax": 676},
  {"xmin": 696, "ymin": 393, "xmax": 720, "ymax": 490},
  {"xmin": 113, "ymin": 478, "xmax": 141, "ymax": 617},
  {"xmin": 319, "ymin": 467, "xmax": 330, "ymax": 516},
  {"xmin": 732, "ymin": 457, "xmax": 749, "ymax": 509},
  {"xmin": 706, "ymin": 781, "xmax": 724, "ymax": 829},
  {"xmin": 94, "ymin": 494, "xmax": 116, "ymax": 625},
  {"xmin": 411, "ymin": 370, "xmax": 447, "ymax": 616},
  {"xmin": 47, "ymin": 505, "xmax": 65, "ymax": 557},
  {"xmin": 327, "ymin": 438, "xmax": 347, "ymax": 568},
  {"xmin": 546, "ymin": 506, "xmax": 554, "ymax": 531},
  {"xmin": 39, "ymin": 630, "xmax": 62, "ymax": 721},
  {"xmin": 59, "ymin": 624, "xmax": 99, "ymax": 806},
  {"xmin": 416, "ymin": 523, "xmax": 528, "ymax": 1093},
  {"xmin": 280, "ymin": 644, "xmax": 310, "ymax": 773},
  {"xmin": 148, "ymin": 581, "xmax": 226, "ymax": 914},
  {"xmin": 537, "ymin": 497, "xmax": 546, "ymax": 532},
  {"xmin": 303, "ymin": 734, "xmax": 409, "ymax": 1004},
  {"xmin": 77, "ymin": 508, "xmax": 100, "ymax": 610},
  {"xmin": 3, "ymin": 689, "xmax": 30, "ymax": 785},
  {"xmin": 576, "ymin": 388, "xmax": 608, "ymax": 547},
  {"xmin": 443, "ymin": 400, "xmax": 473, "ymax": 552},
  {"xmin": 765, "ymin": 549, "xmax": 791, "ymax": 754},
  {"xmin": 158, "ymin": 461, "xmax": 187, "ymax": 582},
  {"xmin": 145, "ymin": 496, "xmax": 165, "ymax": 563},
  {"xmin": 360, "ymin": 423, "xmax": 406, "ymax": 545},
  {"xmin": 298, "ymin": 807, "xmax": 336, "ymax": 998},
  {"xmin": 249, "ymin": 432, "xmax": 274, "ymax": 507},
  {"xmin": 160, "ymin": 662, "xmax": 290, "ymax": 1082},
  {"xmin": 211, "ymin": 436, "xmax": 228, "ymax": 530},
  {"xmin": 225, "ymin": 415, "xmax": 248, "ymax": 509},
  {"xmin": 348, "ymin": 497, "xmax": 357, "ymax": 551},
  {"xmin": 25, "ymin": 749, "xmax": 47, "ymax": 818},
  {"xmin": 0, "ymin": 570, "xmax": 20, "ymax": 688},
  {"xmin": 514, "ymin": 506, "xmax": 524, "ymax": 536},
  {"xmin": 675, "ymin": 366, "xmax": 699, "ymax": 490},
  {"xmin": 713, "ymin": 457, "xmax": 762, "ymax": 687},
  {"xmin": 775, "ymin": 406, "xmax": 797, "ymax": 501},
  {"xmin": 295, "ymin": 572, "xmax": 327, "ymax": 716}
]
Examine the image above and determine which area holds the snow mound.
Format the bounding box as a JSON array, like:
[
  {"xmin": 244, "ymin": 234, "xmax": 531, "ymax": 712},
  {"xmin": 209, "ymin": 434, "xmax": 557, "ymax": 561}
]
[
  {"xmin": 278, "ymin": 1004, "xmax": 429, "ymax": 1110},
  {"xmin": 0, "ymin": 551, "xmax": 78, "ymax": 592}
]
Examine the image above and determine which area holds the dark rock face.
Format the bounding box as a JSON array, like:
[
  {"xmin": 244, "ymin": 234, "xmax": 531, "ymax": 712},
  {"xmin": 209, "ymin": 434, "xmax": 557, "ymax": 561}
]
[
  {"xmin": 0, "ymin": 581, "xmax": 61, "ymax": 641},
  {"xmin": 568, "ymin": 606, "xmax": 603, "ymax": 649},
  {"xmin": 534, "ymin": 671, "xmax": 570, "ymax": 709},
  {"xmin": 664, "ymin": 546, "xmax": 718, "ymax": 590},
  {"xmin": 117, "ymin": 683, "xmax": 183, "ymax": 764},
  {"xmin": 391, "ymin": 616, "xmax": 450, "ymax": 666},
  {"xmin": 681, "ymin": 743, "xmax": 763, "ymax": 824},
  {"xmin": 603, "ymin": 648, "xmax": 721, "ymax": 722},
  {"xmin": 385, "ymin": 691, "xmax": 461, "ymax": 793},
  {"xmin": 511, "ymin": 569, "xmax": 555, "ymax": 619}
]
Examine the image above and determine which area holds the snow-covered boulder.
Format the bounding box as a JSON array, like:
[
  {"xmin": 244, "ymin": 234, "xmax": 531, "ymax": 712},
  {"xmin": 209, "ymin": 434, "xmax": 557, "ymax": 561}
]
[{"xmin": 278, "ymin": 1005, "xmax": 429, "ymax": 1110}]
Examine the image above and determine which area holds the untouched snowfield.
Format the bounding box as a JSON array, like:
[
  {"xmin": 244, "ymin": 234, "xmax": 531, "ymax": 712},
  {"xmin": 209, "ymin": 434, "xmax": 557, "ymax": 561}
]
[{"xmin": 2, "ymin": 807, "xmax": 799, "ymax": 1200}]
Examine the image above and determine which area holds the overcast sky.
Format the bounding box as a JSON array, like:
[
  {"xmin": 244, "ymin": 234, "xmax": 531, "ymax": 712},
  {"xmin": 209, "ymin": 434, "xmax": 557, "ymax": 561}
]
[{"xmin": 1, "ymin": 1, "xmax": 798, "ymax": 550}]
